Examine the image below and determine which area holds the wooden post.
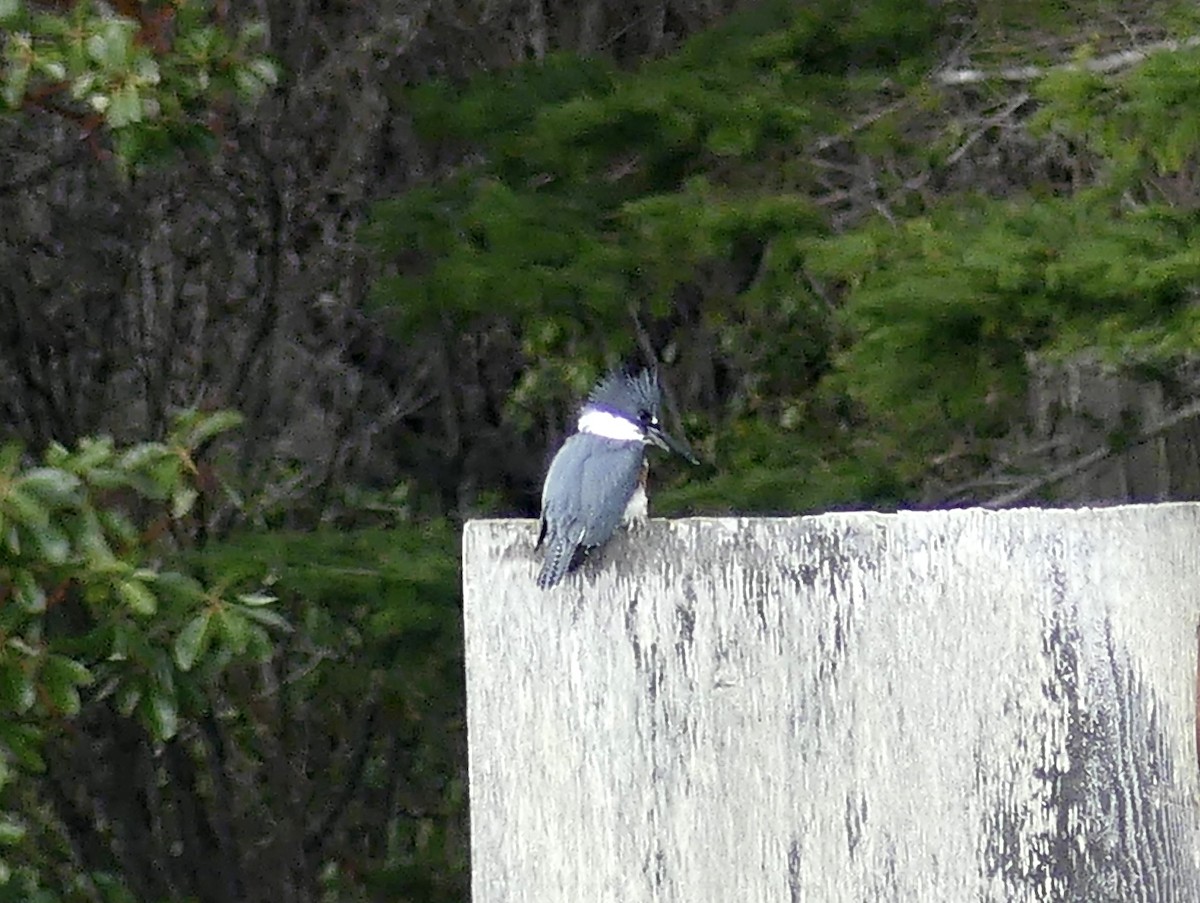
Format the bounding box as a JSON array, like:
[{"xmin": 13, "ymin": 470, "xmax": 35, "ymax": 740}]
[{"xmin": 463, "ymin": 506, "xmax": 1200, "ymax": 902}]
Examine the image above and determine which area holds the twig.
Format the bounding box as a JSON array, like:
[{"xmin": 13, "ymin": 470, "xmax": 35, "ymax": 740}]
[
  {"xmin": 862, "ymin": 91, "xmax": 1033, "ymax": 213},
  {"xmin": 944, "ymin": 93, "xmax": 1032, "ymax": 167},
  {"xmin": 809, "ymin": 98, "xmax": 911, "ymax": 153}
]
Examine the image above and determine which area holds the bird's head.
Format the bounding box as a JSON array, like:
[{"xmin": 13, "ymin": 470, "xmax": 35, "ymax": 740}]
[{"xmin": 577, "ymin": 366, "xmax": 699, "ymax": 464}]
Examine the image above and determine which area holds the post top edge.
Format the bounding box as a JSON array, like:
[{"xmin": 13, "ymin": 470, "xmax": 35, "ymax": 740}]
[{"xmin": 463, "ymin": 501, "xmax": 1200, "ymax": 531}]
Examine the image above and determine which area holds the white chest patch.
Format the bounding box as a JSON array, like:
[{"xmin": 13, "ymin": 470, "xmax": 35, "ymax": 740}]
[
  {"xmin": 577, "ymin": 408, "xmax": 644, "ymax": 443},
  {"xmin": 622, "ymin": 484, "xmax": 648, "ymax": 524}
]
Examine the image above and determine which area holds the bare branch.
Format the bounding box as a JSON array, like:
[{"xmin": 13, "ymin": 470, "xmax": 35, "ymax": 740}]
[
  {"xmin": 808, "ymin": 98, "xmax": 911, "ymax": 153},
  {"xmin": 985, "ymin": 399, "xmax": 1200, "ymax": 508},
  {"xmin": 935, "ymin": 35, "xmax": 1200, "ymax": 86}
]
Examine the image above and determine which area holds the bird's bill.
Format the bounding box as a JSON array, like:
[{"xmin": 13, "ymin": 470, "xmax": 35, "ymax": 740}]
[{"xmin": 646, "ymin": 425, "xmax": 700, "ymax": 464}]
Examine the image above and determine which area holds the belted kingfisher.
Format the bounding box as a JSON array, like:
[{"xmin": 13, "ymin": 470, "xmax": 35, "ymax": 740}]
[{"xmin": 536, "ymin": 366, "xmax": 698, "ymax": 589}]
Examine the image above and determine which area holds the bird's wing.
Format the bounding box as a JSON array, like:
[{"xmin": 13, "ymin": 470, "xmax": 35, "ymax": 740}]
[{"xmin": 541, "ymin": 435, "xmax": 644, "ymax": 549}]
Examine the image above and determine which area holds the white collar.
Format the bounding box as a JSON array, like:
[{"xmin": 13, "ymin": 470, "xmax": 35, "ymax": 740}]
[{"xmin": 577, "ymin": 407, "xmax": 644, "ymax": 442}]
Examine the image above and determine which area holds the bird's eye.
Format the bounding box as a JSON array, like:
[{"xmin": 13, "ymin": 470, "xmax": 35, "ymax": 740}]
[{"xmin": 640, "ymin": 411, "xmax": 658, "ymax": 427}]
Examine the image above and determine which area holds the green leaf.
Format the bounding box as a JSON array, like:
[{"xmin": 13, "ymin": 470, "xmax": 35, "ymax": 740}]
[
  {"xmin": 107, "ymin": 83, "xmax": 142, "ymax": 127},
  {"xmin": 705, "ymin": 122, "xmax": 757, "ymax": 156},
  {"xmin": 54, "ymin": 685, "xmax": 81, "ymax": 717},
  {"xmin": 152, "ymin": 571, "xmax": 207, "ymax": 604},
  {"xmin": 234, "ymin": 63, "xmax": 273, "ymax": 100},
  {"xmin": 98, "ymin": 507, "xmax": 138, "ymax": 546},
  {"xmin": 17, "ymin": 467, "xmax": 81, "ymax": 505},
  {"xmin": 117, "ymin": 442, "xmax": 170, "ymax": 471},
  {"xmin": 238, "ymin": 606, "xmax": 292, "ymax": 632},
  {"xmin": 40, "ymin": 657, "xmax": 82, "ymax": 717},
  {"xmin": 52, "ymin": 656, "xmax": 92, "ymax": 686},
  {"xmin": 27, "ymin": 522, "xmax": 69, "ymax": 564},
  {"xmin": 248, "ymin": 57, "xmax": 279, "ymax": 87},
  {"xmin": 36, "ymin": 57, "xmax": 66, "ymax": 81},
  {"xmin": 237, "ymin": 592, "xmax": 277, "ymax": 607},
  {"xmin": 145, "ymin": 690, "xmax": 178, "ymax": 741},
  {"xmin": 0, "ymin": 442, "xmax": 21, "ymax": 474},
  {"xmin": 0, "ymin": 815, "xmax": 26, "ymax": 846},
  {"xmin": 0, "ymin": 722, "xmax": 44, "ymax": 772},
  {"xmin": 117, "ymin": 579, "xmax": 157, "ymax": 616},
  {"xmin": 86, "ymin": 19, "xmax": 135, "ymax": 71},
  {"xmin": 171, "ymin": 486, "xmax": 198, "ymax": 518},
  {"xmin": 1, "ymin": 54, "xmax": 29, "ymax": 110},
  {"xmin": 12, "ymin": 570, "xmax": 45, "ymax": 614},
  {"xmin": 133, "ymin": 56, "xmax": 159, "ymax": 86},
  {"xmin": 173, "ymin": 611, "xmax": 211, "ymax": 671},
  {"xmin": 109, "ymin": 620, "xmax": 134, "ymax": 662},
  {"xmin": 79, "ymin": 508, "xmax": 116, "ymax": 565},
  {"xmin": 2, "ymin": 488, "xmax": 48, "ymax": 529},
  {"xmin": 0, "ymin": 664, "xmax": 34, "ymax": 715},
  {"xmin": 174, "ymin": 409, "xmax": 244, "ymax": 448},
  {"xmin": 214, "ymin": 607, "xmax": 250, "ymax": 654},
  {"xmin": 147, "ymin": 648, "xmax": 175, "ymax": 696},
  {"xmin": 115, "ymin": 681, "xmax": 141, "ymax": 717},
  {"xmin": 4, "ymin": 638, "xmax": 35, "ymax": 659},
  {"xmin": 72, "ymin": 436, "xmax": 115, "ymax": 470},
  {"xmin": 0, "ymin": 0, "xmax": 19, "ymax": 23},
  {"xmin": 148, "ymin": 456, "xmax": 183, "ymax": 497}
]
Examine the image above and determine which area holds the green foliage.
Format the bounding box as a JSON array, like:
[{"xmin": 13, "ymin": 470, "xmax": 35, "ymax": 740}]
[
  {"xmin": 369, "ymin": 176, "xmax": 621, "ymax": 333},
  {"xmin": 193, "ymin": 523, "xmax": 467, "ymax": 902},
  {"xmin": 406, "ymin": 51, "xmax": 615, "ymax": 147},
  {"xmin": 366, "ymin": 0, "xmax": 1200, "ymax": 529},
  {"xmin": 1034, "ymin": 44, "xmax": 1200, "ymax": 183},
  {"xmin": 366, "ymin": 0, "xmax": 948, "ymax": 514},
  {"xmin": 659, "ymin": 417, "xmax": 908, "ymax": 515},
  {"xmin": 366, "ymin": 0, "xmax": 943, "ymax": 355},
  {"xmin": 1, "ymin": 0, "xmax": 277, "ymax": 168},
  {"xmin": 12, "ymin": 1, "xmax": 1200, "ymax": 899},
  {"xmin": 0, "ymin": 410, "xmax": 284, "ymax": 892},
  {"xmin": 371, "ymin": 0, "xmax": 1200, "ymax": 514},
  {"xmin": 807, "ymin": 194, "xmax": 1200, "ymax": 478},
  {"xmin": 0, "ymin": 429, "xmax": 463, "ymax": 900}
]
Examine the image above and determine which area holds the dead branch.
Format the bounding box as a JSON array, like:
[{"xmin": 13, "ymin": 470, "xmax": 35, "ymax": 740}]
[
  {"xmin": 984, "ymin": 399, "xmax": 1200, "ymax": 507},
  {"xmin": 935, "ymin": 36, "xmax": 1200, "ymax": 86}
]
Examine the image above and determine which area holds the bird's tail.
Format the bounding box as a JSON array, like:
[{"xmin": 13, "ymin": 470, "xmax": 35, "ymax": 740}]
[{"xmin": 537, "ymin": 533, "xmax": 577, "ymax": 589}]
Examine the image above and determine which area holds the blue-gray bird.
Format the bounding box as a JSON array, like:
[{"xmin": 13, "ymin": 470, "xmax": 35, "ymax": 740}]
[{"xmin": 536, "ymin": 366, "xmax": 698, "ymax": 589}]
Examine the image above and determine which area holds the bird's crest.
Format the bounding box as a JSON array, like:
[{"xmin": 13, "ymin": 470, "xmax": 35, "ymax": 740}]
[{"xmin": 586, "ymin": 366, "xmax": 662, "ymax": 421}]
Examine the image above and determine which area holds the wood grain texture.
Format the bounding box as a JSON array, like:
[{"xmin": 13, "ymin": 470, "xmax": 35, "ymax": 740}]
[{"xmin": 463, "ymin": 507, "xmax": 1200, "ymax": 902}]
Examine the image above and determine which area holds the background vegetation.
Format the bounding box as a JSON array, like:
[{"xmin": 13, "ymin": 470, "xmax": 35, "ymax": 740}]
[{"xmin": 5, "ymin": 0, "xmax": 1200, "ymax": 899}]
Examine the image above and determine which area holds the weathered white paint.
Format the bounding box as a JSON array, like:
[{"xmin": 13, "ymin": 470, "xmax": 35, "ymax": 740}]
[{"xmin": 463, "ymin": 507, "xmax": 1200, "ymax": 902}]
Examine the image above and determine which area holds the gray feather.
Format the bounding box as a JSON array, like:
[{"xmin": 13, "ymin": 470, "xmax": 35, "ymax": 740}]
[{"xmin": 536, "ymin": 434, "xmax": 645, "ymax": 589}]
